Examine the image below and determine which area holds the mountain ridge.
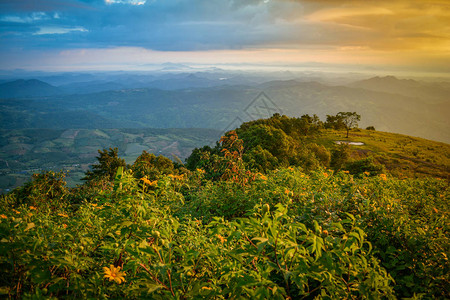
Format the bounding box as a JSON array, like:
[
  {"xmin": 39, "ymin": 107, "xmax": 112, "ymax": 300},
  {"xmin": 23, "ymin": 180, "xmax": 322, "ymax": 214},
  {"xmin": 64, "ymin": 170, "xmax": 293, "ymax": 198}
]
[{"xmin": 0, "ymin": 79, "xmax": 62, "ymax": 98}]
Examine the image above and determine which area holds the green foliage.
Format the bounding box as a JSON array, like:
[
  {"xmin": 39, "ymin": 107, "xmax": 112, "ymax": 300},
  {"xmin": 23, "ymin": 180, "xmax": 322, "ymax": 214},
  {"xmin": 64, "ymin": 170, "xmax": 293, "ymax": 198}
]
[
  {"xmin": 131, "ymin": 151, "xmax": 175, "ymax": 180},
  {"xmin": 325, "ymin": 114, "xmax": 346, "ymax": 130},
  {"xmin": 308, "ymin": 143, "xmax": 331, "ymax": 167},
  {"xmin": 1, "ymin": 114, "xmax": 449, "ymax": 299},
  {"xmin": 330, "ymin": 143, "xmax": 352, "ymax": 171},
  {"xmin": 185, "ymin": 144, "xmax": 220, "ymax": 171},
  {"xmin": 1, "ymin": 160, "xmax": 448, "ymax": 299},
  {"xmin": 238, "ymin": 113, "xmax": 323, "ymax": 138},
  {"xmin": 231, "ymin": 115, "xmax": 327, "ymax": 172},
  {"xmin": 344, "ymin": 156, "xmax": 385, "ymax": 177},
  {"xmin": 326, "ymin": 112, "xmax": 361, "ymax": 138},
  {"xmin": 9, "ymin": 170, "xmax": 69, "ymax": 210},
  {"xmin": 244, "ymin": 145, "xmax": 279, "ymax": 172},
  {"xmin": 186, "ymin": 131, "xmax": 254, "ymax": 186},
  {"xmin": 83, "ymin": 147, "xmax": 126, "ymax": 182},
  {"xmin": 238, "ymin": 124, "xmax": 295, "ymax": 167}
]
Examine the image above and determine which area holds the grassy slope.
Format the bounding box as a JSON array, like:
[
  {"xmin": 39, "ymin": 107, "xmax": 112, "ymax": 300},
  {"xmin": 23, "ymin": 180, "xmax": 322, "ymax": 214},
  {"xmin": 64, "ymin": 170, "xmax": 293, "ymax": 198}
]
[{"xmin": 312, "ymin": 129, "xmax": 450, "ymax": 179}]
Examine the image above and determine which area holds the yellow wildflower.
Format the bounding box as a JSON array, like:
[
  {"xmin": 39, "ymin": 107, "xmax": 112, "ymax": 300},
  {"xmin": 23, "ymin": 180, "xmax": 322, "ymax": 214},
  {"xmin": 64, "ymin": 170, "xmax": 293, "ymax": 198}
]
[
  {"xmin": 259, "ymin": 174, "xmax": 267, "ymax": 181},
  {"xmin": 379, "ymin": 174, "xmax": 387, "ymax": 181},
  {"xmin": 62, "ymin": 224, "xmax": 68, "ymax": 229},
  {"xmin": 364, "ymin": 171, "xmax": 370, "ymax": 176},
  {"xmin": 29, "ymin": 206, "xmax": 37, "ymax": 210},
  {"xmin": 288, "ymin": 167, "xmax": 294, "ymax": 171},
  {"xmin": 140, "ymin": 177, "xmax": 151, "ymax": 185},
  {"xmin": 323, "ymin": 172, "xmax": 329, "ymax": 178},
  {"xmin": 343, "ymin": 170, "xmax": 349, "ymax": 174},
  {"xmin": 91, "ymin": 203, "xmax": 103, "ymax": 210},
  {"xmin": 168, "ymin": 174, "xmax": 185, "ymax": 180},
  {"xmin": 0, "ymin": 214, "xmax": 7, "ymax": 219},
  {"xmin": 58, "ymin": 213, "xmax": 68, "ymax": 218},
  {"xmin": 141, "ymin": 177, "xmax": 157, "ymax": 186},
  {"xmin": 13, "ymin": 209, "xmax": 20, "ymax": 214},
  {"xmin": 196, "ymin": 168, "xmax": 205, "ymax": 174},
  {"xmin": 103, "ymin": 265, "xmax": 126, "ymax": 284},
  {"xmin": 28, "ymin": 213, "xmax": 33, "ymax": 217},
  {"xmin": 201, "ymin": 286, "xmax": 212, "ymax": 290},
  {"xmin": 216, "ymin": 234, "xmax": 226, "ymax": 244}
]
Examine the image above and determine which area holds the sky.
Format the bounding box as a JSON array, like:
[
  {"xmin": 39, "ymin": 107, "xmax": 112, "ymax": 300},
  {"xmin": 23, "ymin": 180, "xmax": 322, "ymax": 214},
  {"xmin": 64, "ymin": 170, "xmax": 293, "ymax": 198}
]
[{"xmin": 0, "ymin": 0, "xmax": 449, "ymax": 74}]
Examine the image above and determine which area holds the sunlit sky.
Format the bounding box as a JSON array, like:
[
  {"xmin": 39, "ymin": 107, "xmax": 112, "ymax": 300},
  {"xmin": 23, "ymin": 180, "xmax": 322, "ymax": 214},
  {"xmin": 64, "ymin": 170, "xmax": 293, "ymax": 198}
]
[{"xmin": 0, "ymin": 0, "xmax": 449, "ymax": 74}]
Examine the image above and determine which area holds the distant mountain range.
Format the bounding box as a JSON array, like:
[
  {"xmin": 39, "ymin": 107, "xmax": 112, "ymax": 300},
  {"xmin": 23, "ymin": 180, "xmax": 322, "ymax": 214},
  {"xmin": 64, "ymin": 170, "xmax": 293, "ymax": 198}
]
[
  {"xmin": 349, "ymin": 76, "xmax": 450, "ymax": 103},
  {"xmin": 0, "ymin": 79, "xmax": 62, "ymax": 98},
  {"xmin": 0, "ymin": 74, "xmax": 448, "ymax": 143}
]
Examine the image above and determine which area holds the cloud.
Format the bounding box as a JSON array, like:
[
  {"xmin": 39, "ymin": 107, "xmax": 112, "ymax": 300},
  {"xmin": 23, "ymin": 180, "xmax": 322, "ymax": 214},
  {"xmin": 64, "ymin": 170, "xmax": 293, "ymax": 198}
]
[
  {"xmin": 0, "ymin": 0, "xmax": 449, "ymax": 73},
  {"xmin": 105, "ymin": 0, "xmax": 147, "ymax": 5},
  {"xmin": 33, "ymin": 26, "xmax": 88, "ymax": 35},
  {"xmin": 0, "ymin": 12, "xmax": 50, "ymax": 23},
  {"xmin": 303, "ymin": 1, "xmax": 450, "ymax": 51}
]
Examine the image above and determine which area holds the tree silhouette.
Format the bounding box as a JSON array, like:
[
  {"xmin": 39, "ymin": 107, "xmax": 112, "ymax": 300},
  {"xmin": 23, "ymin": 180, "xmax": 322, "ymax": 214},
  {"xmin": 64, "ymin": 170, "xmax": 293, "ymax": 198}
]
[{"xmin": 336, "ymin": 112, "xmax": 361, "ymax": 138}]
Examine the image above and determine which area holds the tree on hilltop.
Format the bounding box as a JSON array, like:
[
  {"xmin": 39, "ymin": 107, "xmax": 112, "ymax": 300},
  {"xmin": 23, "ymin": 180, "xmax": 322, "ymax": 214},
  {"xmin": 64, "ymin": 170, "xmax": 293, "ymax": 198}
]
[
  {"xmin": 337, "ymin": 112, "xmax": 361, "ymax": 138},
  {"xmin": 325, "ymin": 112, "xmax": 361, "ymax": 138}
]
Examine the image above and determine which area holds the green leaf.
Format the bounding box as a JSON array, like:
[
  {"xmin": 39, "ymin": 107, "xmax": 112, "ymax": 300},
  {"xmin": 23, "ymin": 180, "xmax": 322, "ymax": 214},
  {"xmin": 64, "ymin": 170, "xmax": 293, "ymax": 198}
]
[
  {"xmin": 120, "ymin": 220, "xmax": 133, "ymax": 227},
  {"xmin": 251, "ymin": 237, "xmax": 268, "ymax": 244},
  {"xmin": 24, "ymin": 222, "xmax": 35, "ymax": 231},
  {"xmin": 146, "ymin": 283, "xmax": 164, "ymax": 293}
]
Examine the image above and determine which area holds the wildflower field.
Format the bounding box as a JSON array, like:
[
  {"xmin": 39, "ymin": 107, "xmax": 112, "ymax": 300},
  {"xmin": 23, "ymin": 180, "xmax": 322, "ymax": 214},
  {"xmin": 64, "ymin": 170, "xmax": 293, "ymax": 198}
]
[
  {"xmin": 1, "ymin": 115, "xmax": 449, "ymax": 299},
  {"xmin": 1, "ymin": 166, "xmax": 448, "ymax": 299}
]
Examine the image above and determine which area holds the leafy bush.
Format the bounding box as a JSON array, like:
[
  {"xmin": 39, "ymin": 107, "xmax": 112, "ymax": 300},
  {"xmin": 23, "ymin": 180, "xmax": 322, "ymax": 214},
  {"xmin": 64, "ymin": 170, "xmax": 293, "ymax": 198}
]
[
  {"xmin": 344, "ymin": 156, "xmax": 384, "ymax": 177},
  {"xmin": 9, "ymin": 170, "xmax": 69, "ymax": 210},
  {"xmin": 1, "ymin": 164, "xmax": 448, "ymax": 298},
  {"xmin": 330, "ymin": 144, "xmax": 351, "ymax": 171},
  {"xmin": 131, "ymin": 151, "xmax": 175, "ymax": 180}
]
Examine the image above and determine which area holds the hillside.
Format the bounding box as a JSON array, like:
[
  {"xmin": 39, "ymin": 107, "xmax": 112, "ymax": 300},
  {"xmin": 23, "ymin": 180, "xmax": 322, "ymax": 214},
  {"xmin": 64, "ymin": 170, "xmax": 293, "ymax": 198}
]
[
  {"xmin": 0, "ymin": 79, "xmax": 62, "ymax": 98},
  {"xmin": 0, "ymin": 118, "xmax": 448, "ymax": 298},
  {"xmin": 0, "ymin": 128, "xmax": 221, "ymax": 193},
  {"xmin": 311, "ymin": 129, "xmax": 450, "ymax": 180}
]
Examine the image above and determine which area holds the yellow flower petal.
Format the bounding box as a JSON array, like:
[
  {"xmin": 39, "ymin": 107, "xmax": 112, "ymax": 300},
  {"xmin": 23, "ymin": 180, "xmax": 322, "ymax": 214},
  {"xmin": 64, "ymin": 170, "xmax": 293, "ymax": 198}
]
[{"xmin": 103, "ymin": 265, "xmax": 126, "ymax": 284}]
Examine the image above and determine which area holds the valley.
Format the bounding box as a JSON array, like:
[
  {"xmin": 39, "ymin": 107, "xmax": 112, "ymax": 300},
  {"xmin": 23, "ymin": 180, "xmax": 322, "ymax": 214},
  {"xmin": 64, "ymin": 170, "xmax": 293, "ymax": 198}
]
[{"xmin": 0, "ymin": 128, "xmax": 221, "ymax": 192}]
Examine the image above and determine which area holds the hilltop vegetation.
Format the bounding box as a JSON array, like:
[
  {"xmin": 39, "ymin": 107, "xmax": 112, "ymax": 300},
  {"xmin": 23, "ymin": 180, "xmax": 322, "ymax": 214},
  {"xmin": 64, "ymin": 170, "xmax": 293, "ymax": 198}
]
[
  {"xmin": 0, "ymin": 114, "xmax": 448, "ymax": 299},
  {"xmin": 187, "ymin": 114, "xmax": 449, "ymax": 180}
]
